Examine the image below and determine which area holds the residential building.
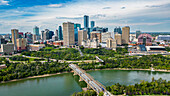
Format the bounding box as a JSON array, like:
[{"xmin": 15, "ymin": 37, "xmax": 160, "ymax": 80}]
[
  {"xmin": 101, "ymin": 32, "xmax": 111, "ymax": 43},
  {"xmin": 11, "ymin": 29, "xmax": 19, "ymax": 50},
  {"xmin": 78, "ymin": 30, "xmax": 87, "ymax": 45},
  {"xmin": 122, "ymin": 26, "xmax": 130, "ymax": 45},
  {"xmin": 63, "ymin": 22, "xmax": 75, "ymax": 46}
]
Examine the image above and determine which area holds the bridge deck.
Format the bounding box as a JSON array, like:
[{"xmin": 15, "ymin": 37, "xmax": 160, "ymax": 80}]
[{"xmin": 69, "ymin": 64, "xmax": 112, "ymax": 96}]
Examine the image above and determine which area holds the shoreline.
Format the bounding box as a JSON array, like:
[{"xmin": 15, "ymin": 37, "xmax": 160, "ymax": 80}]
[{"xmin": 0, "ymin": 68, "xmax": 169, "ymax": 84}]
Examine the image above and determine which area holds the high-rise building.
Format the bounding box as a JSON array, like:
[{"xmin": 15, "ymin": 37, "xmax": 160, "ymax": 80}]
[
  {"xmin": 41, "ymin": 31, "xmax": 44, "ymax": 40},
  {"xmin": 115, "ymin": 33, "xmax": 122, "ymax": 45},
  {"xmin": 43, "ymin": 29, "xmax": 50, "ymax": 40},
  {"xmin": 33, "ymin": 26, "xmax": 39, "ymax": 36},
  {"xmin": 106, "ymin": 37, "xmax": 117, "ymax": 49},
  {"xmin": 18, "ymin": 32, "xmax": 24, "ymax": 38},
  {"xmin": 90, "ymin": 31, "xmax": 101, "ymax": 43},
  {"xmin": 84, "ymin": 15, "xmax": 89, "ymax": 28},
  {"xmin": 74, "ymin": 23, "xmax": 81, "ymax": 43},
  {"xmin": 122, "ymin": 26, "xmax": 130, "ymax": 45},
  {"xmin": 49, "ymin": 31, "xmax": 54, "ymax": 39},
  {"xmin": 101, "ymin": 32, "xmax": 111, "ymax": 43},
  {"xmin": 136, "ymin": 30, "xmax": 141, "ymax": 38},
  {"xmin": 114, "ymin": 27, "xmax": 122, "ymax": 34},
  {"xmin": 25, "ymin": 32, "xmax": 33, "ymax": 44},
  {"xmin": 91, "ymin": 21, "xmax": 95, "ymax": 28},
  {"xmin": 78, "ymin": 30, "xmax": 87, "ymax": 45},
  {"xmin": 63, "ymin": 22, "xmax": 75, "ymax": 46},
  {"xmin": 58, "ymin": 26, "xmax": 63, "ymax": 40},
  {"xmin": 16, "ymin": 38, "xmax": 27, "ymax": 51},
  {"xmin": 11, "ymin": 29, "xmax": 19, "ymax": 50}
]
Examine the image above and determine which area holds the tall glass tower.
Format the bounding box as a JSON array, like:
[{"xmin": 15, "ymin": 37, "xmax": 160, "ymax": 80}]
[
  {"xmin": 91, "ymin": 21, "xmax": 95, "ymax": 28},
  {"xmin": 58, "ymin": 26, "xmax": 63, "ymax": 40},
  {"xmin": 33, "ymin": 26, "xmax": 39, "ymax": 35},
  {"xmin": 84, "ymin": 15, "xmax": 89, "ymax": 29}
]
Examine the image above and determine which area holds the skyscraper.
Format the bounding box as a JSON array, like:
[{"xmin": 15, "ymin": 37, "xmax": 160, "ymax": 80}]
[
  {"xmin": 136, "ymin": 30, "xmax": 141, "ymax": 38},
  {"xmin": 33, "ymin": 26, "xmax": 39, "ymax": 35},
  {"xmin": 74, "ymin": 23, "xmax": 81, "ymax": 43},
  {"xmin": 49, "ymin": 31, "xmax": 54, "ymax": 39},
  {"xmin": 25, "ymin": 32, "xmax": 33, "ymax": 44},
  {"xmin": 11, "ymin": 29, "xmax": 19, "ymax": 50},
  {"xmin": 84, "ymin": 15, "xmax": 89, "ymax": 29},
  {"xmin": 115, "ymin": 33, "xmax": 122, "ymax": 45},
  {"xmin": 63, "ymin": 22, "xmax": 75, "ymax": 46},
  {"xmin": 91, "ymin": 21, "xmax": 95, "ymax": 28},
  {"xmin": 78, "ymin": 30, "xmax": 87, "ymax": 45},
  {"xmin": 58, "ymin": 26, "xmax": 63, "ymax": 40},
  {"xmin": 122, "ymin": 26, "xmax": 130, "ymax": 45},
  {"xmin": 114, "ymin": 27, "xmax": 122, "ymax": 34},
  {"xmin": 41, "ymin": 31, "xmax": 44, "ymax": 40}
]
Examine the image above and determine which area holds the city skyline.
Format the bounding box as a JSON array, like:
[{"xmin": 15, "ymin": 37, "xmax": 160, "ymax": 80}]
[{"xmin": 0, "ymin": 0, "xmax": 170, "ymax": 33}]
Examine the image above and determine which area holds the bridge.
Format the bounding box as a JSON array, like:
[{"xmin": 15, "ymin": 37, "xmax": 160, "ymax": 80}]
[
  {"xmin": 96, "ymin": 56, "xmax": 104, "ymax": 62},
  {"xmin": 69, "ymin": 64, "xmax": 112, "ymax": 96}
]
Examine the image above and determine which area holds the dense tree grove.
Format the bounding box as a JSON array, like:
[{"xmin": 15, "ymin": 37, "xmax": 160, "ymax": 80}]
[
  {"xmin": 72, "ymin": 90, "xmax": 97, "ymax": 96},
  {"xmin": 0, "ymin": 61, "xmax": 71, "ymax": 82},
  {"xmin": 72, "ymin": 78, "xmax": 170, "ymax": 95},
  {"xmin": 9, "ymin": 56, "xmax": 29, "ymax": 61},
  {"xmin": 166, "ymin": 47, "xmax": 170, "ymax": 52}
]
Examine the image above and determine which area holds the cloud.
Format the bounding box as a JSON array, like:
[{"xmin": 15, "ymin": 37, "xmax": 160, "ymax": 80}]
[
  {"xmin": 0, "ymin": 0, "xmax": 9, "ymax": 5},
  {"xmin": 103, "ymin": 7, "xmax": 111, "ymax": 9},
  {"xmin": 56, "ymin": 16, "xmax": 82, "ymax": 20},
  {"xmin": 47, "ymin": 4, "xmax": 63, "ymax": 8}
]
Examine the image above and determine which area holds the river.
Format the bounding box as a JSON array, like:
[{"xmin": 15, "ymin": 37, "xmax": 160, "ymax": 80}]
[{"xmin": 0, "ymin": 70, "xmax": 169, "ymax": 96}]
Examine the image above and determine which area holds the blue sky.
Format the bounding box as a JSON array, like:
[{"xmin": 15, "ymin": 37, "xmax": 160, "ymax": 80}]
[{"xmin": 0, "ymin": 0, "xmax": 170, "ymax": 33}]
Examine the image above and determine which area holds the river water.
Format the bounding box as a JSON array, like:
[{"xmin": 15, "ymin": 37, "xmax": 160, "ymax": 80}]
[{"xmin": 0, "ymin": 70, "xmax": 169, "ymax": 96}]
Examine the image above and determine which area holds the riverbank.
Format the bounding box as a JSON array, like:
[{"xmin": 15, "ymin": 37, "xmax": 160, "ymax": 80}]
[{"xmin": 0, "ymin": 68, "xmax": 169, "ymax": 84}]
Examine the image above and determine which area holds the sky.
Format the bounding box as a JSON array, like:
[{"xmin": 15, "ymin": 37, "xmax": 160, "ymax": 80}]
[{"xmin": 0, "ymin": 0, "xmax": 170, "ymax": 34}]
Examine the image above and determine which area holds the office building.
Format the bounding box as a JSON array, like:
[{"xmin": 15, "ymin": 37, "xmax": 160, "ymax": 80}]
[
  {"xmin": 16, "ymin": 38, "xmax": 27, "ymax": 51},
  {"xmin": 90, "ymin": 31, "xmax": 102, "ymax": 43},
  {"xmin": 78, "ymin": 30, "xmax": 87, "ymax": 45},
  {"xmin": 82, "ymin": 38, "xmax": 99, "ymax": 48},
  {"xmin": 33, "ymin": 26, "xmax": 39, "ymax": 36},
  {"xmin": 41, "ymin": 31, "xmax": 44, "ymax": 40},
  {"xmin": 115, "ymin": 33, "xmax": 122, "ymax": 45},
  {"xmin": 58, "ymin": 26, "xmax": 63, "ymax": 40},
  {"xmin": 25, "ymin": 32, "xmax": 33, "ymax": 44},
  {"xmin": 11, "ymin": 29, "xmax": 19, "ymax": 50},
  {"xmin": 122, "ymin": 26, "xmax": 130, "ymax": 45},
  {"xmin": 101, "ymin": 32, "xmax": 111, "ymax": 43},
  {"xmin": 84, "ymin": 15, "xmax": 89, "ymax": 28},
  {"xmin": 157, "ymin": 35, "xmax": 170, "ymax": 41},
  {"xmin": 49, "ymin": 31, "xmax": 54, "ymax": 39},
  {"xmin": 63, "ymin": 22, "xmax": 75, "ymax": 46},
  {"xmin": 114, "ymin": 27, "xmax": 122, "ymax": 34},
  {"xmin": 106, "ymin": 37, "xmax": 117, "ymax": 49},
  {"xmin": 92, "ymin": 27, "xmax": 108, "ymax": 33},
  {"xmin": 136, "ymin": 30, "xmax": 141, "ymax": 38},
  {"xmin": 91, "ymin": 21, "xmax": 95, "ymax": 28},
  {"xmin": 0, "ymin": 44, "xmax": 14, "ymax": 55},
  {"xmin": 74, "ymin": 23, "xmax": 81, "ymax": 43}
]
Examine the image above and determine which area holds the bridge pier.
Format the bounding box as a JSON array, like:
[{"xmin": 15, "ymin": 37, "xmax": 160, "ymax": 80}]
[
  {"xmin": 87, "ymin": 84, "xmax": 91, "ymax": 90},
  {"xmin": 79, "ymin": 77, "xmax": 83, "ymax": 82},
  {"xmin": 73, "ymin": 71, "xmax": 78, "ymax": 76}
]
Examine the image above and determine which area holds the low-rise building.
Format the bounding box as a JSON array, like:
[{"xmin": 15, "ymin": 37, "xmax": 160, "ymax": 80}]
[
  {"xmin": 101, "ymin": 32, "xmax": 111, "ymax": 43},
  {"xmin": 0, "ymin": 64, "xmax": 7, "ymax": 70},
  {"xmin": 106, "ymin": 37, "xmax": 117, "ymax": 49},
  {"xmin": 28, "ymin": 44, "xmax": 45, "ymax": 51},
  {"xmin": 82, "ymin": 38, "xmax": 99, "ymax": 48}
]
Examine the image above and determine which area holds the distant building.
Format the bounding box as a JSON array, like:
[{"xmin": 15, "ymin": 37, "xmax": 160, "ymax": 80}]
[
  {"xmin": 41, "ymin": 31, "xmax": 44, "ymax": 40},
  {"xmin": 18, "ymin": 32, "xmax": 24, "ymax": 38},
  {"xmin": 0, "ymin": 64, "xmax": 7, "ymax": 70},
  {"xmin": 58, "ymin": 26, "xmax": 63, "ymax": 40},
  {"xmin": 82, "ymin": 38, "xmax": 99, "ymax": 48},
  {"xmin": 16, "ymin": 38, "xmax": 27, "ymax": 51},
  {"xmin": 122, "ymin": 26, "xmax": 130, "ymax": 45},
  {"xmin": 0, "ymin": 44, "xmax": 14, "ymax": 55},
  {"xmin": 136, "ymin": 30, "xmax": 141, "ymax": 39},
  {"xmin": 33, "ymin": 26, "xmax": 39, "ymax": 36},
  {"xmin": 115, "ymin": 33, "xmax": 122, "ymax": 45},
  {"xmin": 91, "ymin": 21, "xmax": 95, "ymax": 28},
  {"xmin": 138, "ymin": 34, "xmax": 152, "ymax": 46},
  {"xmin": 101, "ymin": 32, "xmax": 111, "ymax": 43},
  {"xmin": 157, "ymin": 35, "xmax": 170, "ymax": 41},
  {"xmin": 92, "ymin": 27, "xmax": 108, "ymax": 33},
  {"xmin": 25, "ymin": 32, "xmax": 33, "ymax": 44},
  {"xmin": 90, "ymin": 31, "xmax": 101, "ymax": 43},
  {"xmin": 49, "ymin": 31, "xmax": 54, "ymax": 39},
  {"xmin": 11, "ymin": 29, "xmax": 19, "ymax": 50},
  {"xmin": 28, "ymin": 44, "xmax": 45, "ymax": 51},
  {"xmin": 63, "ymin": 22, "xmax": 75, "ymax": 46},
  {"xmin": 145, "ymin": 46, "xmax": 166, "ymax": 52},
  {"xmin": 78, "ymin": 30, "xmax": 87, "ymax": 45},
  {"xmin": 74, "ymin": 23, "xmax": 81, "ymax": 43},
  {"xmin": 84, "ymin": 15, "xmax": 89, "ymax": 28},
  {"xmin": 53, "ymin": 41, "xmax": 63, "ymax": 46},
  {"xmin": 114, "ymin": 27, "xmax": 122, "ymax": 34},
  {"xmin": 106, "ymin": 37, "xmax": 117, "ymax": 49}
]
